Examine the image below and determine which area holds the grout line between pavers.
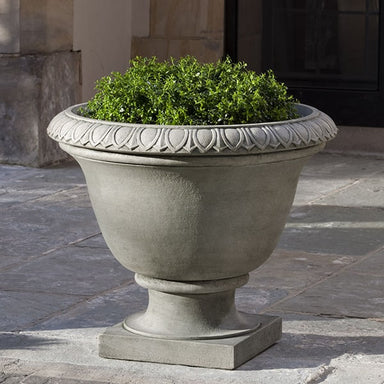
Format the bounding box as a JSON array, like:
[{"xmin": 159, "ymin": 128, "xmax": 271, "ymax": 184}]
[
  {"xmin": 293, "ymin": 179, "xmax": 361, "ymax": 208},
  {"xmin": 1, "ymin": 185, "xmax": 87, "ymax": 211},
  {"xmin": 259, "ymin": 243, "xmax": 384, "ymax": 316},
  {"xmin": 0, "ymin": 288, "xmax": 90, "ymax": 298},
  {"xmin": 277, "ymin": 309, "xmax": 384, "ymax": 324},
  {"xmin": 266, "ymin": 308, "xmax": 375, "ymax": 320},
  {"xmin": 0, "ymin": 232, "xmax": 103, "ymax": 273},
  {"xmin": 296, "ymin": 163, "xmax": 384, "ymax": 208},
  {"xmin": 42, "ymin": 231, "xmax": 103, "ymax": 256},
  {"xmin": 272, "ymin": 166, "xmax": 384, "ymax": 314},
  {"xmin": 15, "ymin": 279, "xmax": 137, "ymax": 332},
  {"xmin": 342, "ymin": 271, "xmax": 384, "ymax": 277}
]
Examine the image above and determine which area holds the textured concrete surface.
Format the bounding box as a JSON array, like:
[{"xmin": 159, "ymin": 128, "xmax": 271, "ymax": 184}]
[
  {"xmin": 99, "ymin": 315, "xmax": 281, "ymax": 370},
  {"xmin": 0, "ymin": 0, "xmax": 73, "ymax": 55},
  {"xmin": 1, "ymin": 152, "xmax": 384, "ymax": 382},
  {"xmin": 132, "ymin": 0, "xmax": 224, "ymax": 63},
  {"xmin": 0, "ymin": 51, "xmax": 80, "ymax": 166},
  {"xmin": 0, "ymin": 0, "xmax": 20, "ymax": 53}
]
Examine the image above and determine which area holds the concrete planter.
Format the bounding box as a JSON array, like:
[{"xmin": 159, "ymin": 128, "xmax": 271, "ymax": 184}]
[{"xmin": 48, "ymin": 103, "xmax": 337, "ymax": 369}]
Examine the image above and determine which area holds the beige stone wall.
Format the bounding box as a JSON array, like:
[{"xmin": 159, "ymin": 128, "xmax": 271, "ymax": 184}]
[
  {"xmin": 73, "ymin": 0, "xmax": 225, "ymax": 99},
  {"xmin": 0, "ymin": 0, "xmax": 73, "ymax": 54},
  {"xmin": 0, "ymin": 0, "xmax": 20, "ymax": 53},
  {"xmin": 73, "ymin": 0, "xmax": 133, "ymax": 101},
  {"xmin": 132, "ymin": 0, "xmax": 224, "ymax": 62},
  {"xmin": 0, "ymin": 0, "xmax": 80, "ymax": 166},
  {"xmin": 19, "ymin": 0, "xmax": 73, "ymax": 53}
]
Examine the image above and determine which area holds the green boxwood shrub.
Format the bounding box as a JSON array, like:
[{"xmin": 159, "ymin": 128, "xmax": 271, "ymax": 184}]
[{"xmin": 82, "ymin": 56, "xmax": 299, "ymax": 125}]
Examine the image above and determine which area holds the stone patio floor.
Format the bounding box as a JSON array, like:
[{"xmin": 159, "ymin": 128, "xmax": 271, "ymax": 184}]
[{"xmin": 0, "ymin": 152, "xmax": 383, "ymax": 383}]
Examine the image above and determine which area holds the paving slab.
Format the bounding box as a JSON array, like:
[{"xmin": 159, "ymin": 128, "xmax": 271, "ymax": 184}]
[
  {"xmin": 30, "ymin": 283, "xmax": 147, "ymax": 331},
  {"xmin": 314, "ymin": 170, "xmax": 384, "ymax": 208},
  {"xmin": 275, "ymin": 261, "xmax": 384, "ymax": 318},
  {"xmin": 0, "ymin": 187, "xmax": 99, "ymax": 270},
  {"xmin": 293, "ymin": 177, "xmax": 356, "ymax": 206},
  {"xmin": 0, "ymin": 166, "xmax": 43, "ymax": 185},
  {"xmin": 293, "ymin": 153, "xmax": 384, "ymax": 206},
  {"xmin": 0, "ymin": 291, "xmax": 86, "ymax": 332},
  {"xmin": 0, "ymin": 246, "xmax": 133, "ymax": 296},
  {"xmin": 299, "ymin": 153, "xmax": 384, "ymax": 180},
  {"xmin": 0, "ymin": 162, "xmax": 85, "ymax": 208},
  {"xmin": 278, "ymin": 205, "xmax": 384, "ymax": 255},
  {"xmin": 248, "ymin": 249, "xmax": 356, "ymax": 292},
  {"xmin": 347, "ymin": 247, "xmax": 384, "ymax": 275}
]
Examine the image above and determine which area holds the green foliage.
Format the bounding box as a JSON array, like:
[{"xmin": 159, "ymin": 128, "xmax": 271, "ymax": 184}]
[{"xmin": 82, "ymin": 56, "xmax": 299, "ymax": 125}]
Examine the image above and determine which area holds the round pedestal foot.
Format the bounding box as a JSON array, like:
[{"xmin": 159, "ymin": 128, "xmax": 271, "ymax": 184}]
[{"xmin": 123, "ymin": 273, "xmax": 261, "ymax": 340}]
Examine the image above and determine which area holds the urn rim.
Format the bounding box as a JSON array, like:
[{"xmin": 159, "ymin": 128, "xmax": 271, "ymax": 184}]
[{"xmin": 47, "ymin": 103, "xmax": 337, "ymax": 156}]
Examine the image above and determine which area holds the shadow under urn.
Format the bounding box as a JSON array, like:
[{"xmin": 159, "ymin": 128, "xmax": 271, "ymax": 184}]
[{"xmin": 47, "ymin": 103, "xmax": 337, "ymax": 369}]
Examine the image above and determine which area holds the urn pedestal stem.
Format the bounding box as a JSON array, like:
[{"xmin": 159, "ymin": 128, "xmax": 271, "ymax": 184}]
[{"xmin": 124, "ymin": 273, "xmax": 261, "ymax": 340}]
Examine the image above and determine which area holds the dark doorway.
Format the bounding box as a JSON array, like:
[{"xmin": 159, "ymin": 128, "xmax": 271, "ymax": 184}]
[{"xmin": 225, "ymin": 0, "xmax": 384, "ymax": 127}]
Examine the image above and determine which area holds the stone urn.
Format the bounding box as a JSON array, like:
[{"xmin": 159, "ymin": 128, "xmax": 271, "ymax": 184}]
[{"xmin": 47, "ymin": 103, "xmax": 337, "ymax": 369}]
